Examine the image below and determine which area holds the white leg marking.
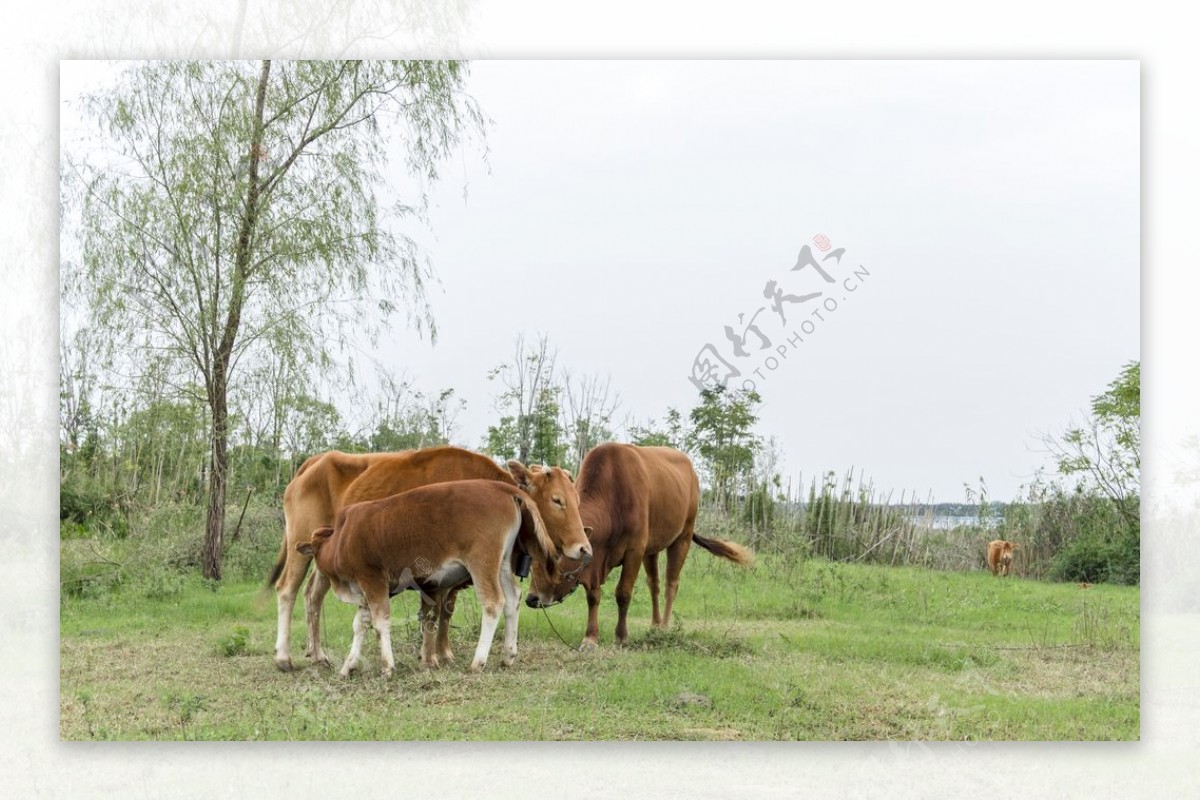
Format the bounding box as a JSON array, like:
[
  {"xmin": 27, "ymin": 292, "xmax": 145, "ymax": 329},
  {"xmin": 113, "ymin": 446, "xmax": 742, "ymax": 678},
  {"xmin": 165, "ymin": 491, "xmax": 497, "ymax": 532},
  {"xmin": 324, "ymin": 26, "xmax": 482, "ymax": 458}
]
[
  {"xmin": 275, "ymin": 586, "xmax": 297, "ymax": 666},
  {"xmin": 340, "ymin": 606, "xmax": 369, "ymax": 677},
  {"xmin": 372, "ymin": 603, "xmax": 395, "ymax": 678},
  {"xmin": 500, "ymin": 567, "xmax": 520, "ymax": 667},
  {"xmin": 472, "ymin": 606, "xmax": 501, "ymax": 672}
]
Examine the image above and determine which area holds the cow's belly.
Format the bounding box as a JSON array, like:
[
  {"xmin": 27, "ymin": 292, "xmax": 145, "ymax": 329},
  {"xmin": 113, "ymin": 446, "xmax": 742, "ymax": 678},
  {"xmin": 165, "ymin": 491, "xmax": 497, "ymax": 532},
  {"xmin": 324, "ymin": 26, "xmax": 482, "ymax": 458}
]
[
  {"xmin": 389, "ymin": 560, "xmax": 472, "ymax": 597},
  {"xmin": 425, "ymin": 561, "xmax": 471, "ymax": 588},
  {"xmin": 333, "ymin": 580, "xmax": 365, "ymax": 605}
]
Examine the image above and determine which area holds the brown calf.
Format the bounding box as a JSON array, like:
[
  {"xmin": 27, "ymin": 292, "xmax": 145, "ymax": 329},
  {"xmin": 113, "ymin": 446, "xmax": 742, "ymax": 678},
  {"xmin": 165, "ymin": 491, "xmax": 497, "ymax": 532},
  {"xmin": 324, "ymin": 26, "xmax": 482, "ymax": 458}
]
[
  {"xmin": 297, "ymin": 480, "xmax": 560, "ymax": 675},
  {"xmin": 987, "ymin": 539, "xmax": 1018, "ymax": 576}
]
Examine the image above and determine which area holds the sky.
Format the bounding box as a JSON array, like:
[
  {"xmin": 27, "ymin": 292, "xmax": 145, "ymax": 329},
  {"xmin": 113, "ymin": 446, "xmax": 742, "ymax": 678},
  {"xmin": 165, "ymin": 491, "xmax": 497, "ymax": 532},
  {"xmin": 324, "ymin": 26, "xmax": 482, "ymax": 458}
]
[{"xmin": 60, "ymin": 60, "xmax": 1139, "ymax": 502}]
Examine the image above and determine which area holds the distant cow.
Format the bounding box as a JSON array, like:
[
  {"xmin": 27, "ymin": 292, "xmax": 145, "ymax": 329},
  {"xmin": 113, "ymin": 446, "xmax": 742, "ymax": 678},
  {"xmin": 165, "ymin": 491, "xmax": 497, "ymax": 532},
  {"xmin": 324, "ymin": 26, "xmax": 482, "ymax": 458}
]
[
  {"xmin": 987, "ymin": 539, "xmax": 1018, "ymax": 576},
  {"xmin": 298, "ymin": 479, "xmax": 565, "ymax": 675},
  {"xmin": 528, "ymin": 443, "xmax": 754, "ymax": 649},
  {"xmin": 267, "ymin": 447, "xmax": 591, "ymax": 671}
]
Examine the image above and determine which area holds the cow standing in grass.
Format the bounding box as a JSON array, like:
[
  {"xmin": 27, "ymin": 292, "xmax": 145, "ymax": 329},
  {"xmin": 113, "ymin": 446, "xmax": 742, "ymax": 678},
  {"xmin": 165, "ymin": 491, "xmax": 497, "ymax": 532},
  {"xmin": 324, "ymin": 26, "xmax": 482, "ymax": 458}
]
[
  {"xmin": 527, "ymin": 443, "xmax": 754, "ymax": 649},
  {"xmin": 987, "ymin": 539, "xmax": 1018, "ymax": 576},
  {"xmin": 298, "ymin": 479, "xmax": 577, "ymax": 675}
]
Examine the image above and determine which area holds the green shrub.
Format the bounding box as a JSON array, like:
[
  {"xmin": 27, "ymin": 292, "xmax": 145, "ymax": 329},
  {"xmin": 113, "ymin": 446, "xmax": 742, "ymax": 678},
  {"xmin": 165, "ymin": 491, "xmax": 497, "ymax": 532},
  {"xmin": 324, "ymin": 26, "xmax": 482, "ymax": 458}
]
[
  {"xmin": 218, "ymin": 625, "xmax": 251, "ymax": 657},
  {"xmin": 1051, "ymin": 532, "xmax": 1139, "ymax": 585},
  {"xmin": 59, "ymin": 477, "xmax": 130, "ymax": 539},
  {"xmin": 61, "ymin": 560, "xmax": 124, "ymax": 599},
  {"xmin": 134, "ymin": 566, "xmax": 186, "ymax": 600}
]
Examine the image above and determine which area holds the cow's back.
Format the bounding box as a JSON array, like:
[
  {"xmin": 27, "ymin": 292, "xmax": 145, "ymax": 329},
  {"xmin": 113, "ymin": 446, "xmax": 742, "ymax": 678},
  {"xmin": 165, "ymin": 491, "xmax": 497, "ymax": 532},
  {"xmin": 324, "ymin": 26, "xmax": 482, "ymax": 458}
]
[
  {"xmin": 284, "ymin": 450, "xmax": 392, "ymax": 528},
  {"xmin": 636, "ymin": 446, "xmax": 699, "ymax": 544},
  {"xmin": 285, "ymin": 447, "xmax": 513, "ymax": 531},
  {"xmin": 340, "ymin": 446, "xmax": 515, "ymax": 510},
  {"xmin": 578, "ymin": 444, "xmax": 698, "ymax": 552}
]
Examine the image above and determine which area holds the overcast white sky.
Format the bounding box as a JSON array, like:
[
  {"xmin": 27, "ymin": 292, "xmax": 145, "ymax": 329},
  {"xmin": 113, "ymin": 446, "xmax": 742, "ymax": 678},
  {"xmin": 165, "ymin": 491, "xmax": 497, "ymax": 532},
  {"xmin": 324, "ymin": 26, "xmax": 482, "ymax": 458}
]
[{"xmin": 61, "ymin": 60, "xmax": 1139, "ymax": 502}]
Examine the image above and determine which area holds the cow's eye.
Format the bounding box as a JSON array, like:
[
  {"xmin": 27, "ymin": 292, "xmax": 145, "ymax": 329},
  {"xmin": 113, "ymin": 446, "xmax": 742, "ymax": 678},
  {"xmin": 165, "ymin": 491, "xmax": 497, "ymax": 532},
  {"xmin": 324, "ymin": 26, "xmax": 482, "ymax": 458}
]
[{"xmin": 553, "ymin": 496, "xmax": 564, "ymax": 508}]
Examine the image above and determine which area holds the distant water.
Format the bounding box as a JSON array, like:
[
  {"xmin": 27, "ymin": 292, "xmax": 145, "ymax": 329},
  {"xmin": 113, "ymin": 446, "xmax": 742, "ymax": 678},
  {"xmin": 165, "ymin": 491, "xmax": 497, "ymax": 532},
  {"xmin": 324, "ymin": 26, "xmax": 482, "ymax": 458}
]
[{"xmin": 909, "ymin": 515, "xmax": 1002, "ymax": 530}]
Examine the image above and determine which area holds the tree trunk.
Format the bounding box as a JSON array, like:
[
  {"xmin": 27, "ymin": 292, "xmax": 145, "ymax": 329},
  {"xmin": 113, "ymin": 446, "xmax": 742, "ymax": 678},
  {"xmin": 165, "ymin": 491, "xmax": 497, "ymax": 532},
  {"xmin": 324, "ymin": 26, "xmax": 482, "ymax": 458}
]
[
  {"xmin": 203, "ymin": 368, "xmax": 229, "ymax": 580},
  {"xmin": 202, "ymin": 60, "xmax": 271, "ymax": 581}
]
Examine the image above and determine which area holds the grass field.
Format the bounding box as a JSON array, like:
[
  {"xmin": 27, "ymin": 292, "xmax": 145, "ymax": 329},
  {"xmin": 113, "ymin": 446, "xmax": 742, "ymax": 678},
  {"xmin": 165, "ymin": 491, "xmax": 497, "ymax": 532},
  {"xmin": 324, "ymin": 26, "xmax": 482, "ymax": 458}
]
[{"xmin": 59, "ymin": 556, "xmax": 1139, "ymax": 740}]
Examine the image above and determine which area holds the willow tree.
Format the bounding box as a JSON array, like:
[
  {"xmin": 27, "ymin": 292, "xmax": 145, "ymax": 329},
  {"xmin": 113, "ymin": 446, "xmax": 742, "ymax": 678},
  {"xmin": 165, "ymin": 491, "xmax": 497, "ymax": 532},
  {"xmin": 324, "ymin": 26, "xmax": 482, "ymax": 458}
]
[{"xmin": 65, "ymin": 61, "xmax": 485, "ymax": 579}]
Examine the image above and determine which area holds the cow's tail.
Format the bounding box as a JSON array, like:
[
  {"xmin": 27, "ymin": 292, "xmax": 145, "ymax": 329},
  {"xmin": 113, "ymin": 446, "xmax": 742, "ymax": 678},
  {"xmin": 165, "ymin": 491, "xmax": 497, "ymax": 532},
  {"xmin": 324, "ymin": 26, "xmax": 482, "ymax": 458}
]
[
  {"xmin": 692, "ymin": 533, "xmax": 755, "ymax": 566},
  {"xmin": 514, "ymin": 492, "xmax": 555, "ymax": 558},
  {"xmin": 265, "ymin": 539, "xmax": 288, "ymax": 588}
]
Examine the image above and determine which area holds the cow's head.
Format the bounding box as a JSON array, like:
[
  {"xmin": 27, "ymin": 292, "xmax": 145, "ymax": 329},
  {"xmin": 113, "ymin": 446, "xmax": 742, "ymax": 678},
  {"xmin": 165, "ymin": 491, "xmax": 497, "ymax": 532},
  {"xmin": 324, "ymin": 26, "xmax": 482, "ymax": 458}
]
[
  {"xmin": 507, "ymin": 460, "xmax": 592, "ymax": 567},
  {"xmin": 296, "ymin": 525, "xmax": 335, "ymax": 560},
  {"xmin": 526, "ymin": 544, "xmax": 593, "ymax": 609},
  {"xmin": 1000, "ymin": 541, "xmax": 1017, "ymax": 573},
  {"xmin": 297, "ymin": 526, "xmax": 361, "ymax": 603},
  {"xmin": 521, "ymin": 469, "xmax": 595, "ymax": 609}
]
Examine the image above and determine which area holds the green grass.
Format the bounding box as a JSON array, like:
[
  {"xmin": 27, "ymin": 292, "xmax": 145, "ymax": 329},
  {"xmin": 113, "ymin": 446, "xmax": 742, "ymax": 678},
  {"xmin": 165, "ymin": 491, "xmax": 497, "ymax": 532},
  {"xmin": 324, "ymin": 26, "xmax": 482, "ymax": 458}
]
[{"xmin": 59, "ymin": 556, "xmax": 1139, "ymax": 740}]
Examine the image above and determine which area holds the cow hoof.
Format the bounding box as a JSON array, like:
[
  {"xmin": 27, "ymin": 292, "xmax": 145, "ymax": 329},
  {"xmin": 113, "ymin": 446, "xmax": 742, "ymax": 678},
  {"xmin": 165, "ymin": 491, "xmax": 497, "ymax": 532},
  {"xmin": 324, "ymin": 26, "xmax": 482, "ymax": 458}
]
[
  {"xmin": 468, "ymin": 662, "xmax": 485, "ymax": 673},
  {"xmin": 380, "ymin": 668, "xmax": 393, "ymax": 679},
  {"xmin": 419, "ymin": 656, "xmax": 439, "ymax": 670},
  {"xmin": 438, "ymin": 651, "xmax": 455, "ymax": 664},
  {"xmin": 501, "ymin": 653, "xmax": 517, "ymax": 667},
  {"xmin": 577, "ymin": 639, "xmax": 598, "ymax": 652},
  {"xmin": 275, "ymin": 658, "xmax": 294, "ymax": 672}
]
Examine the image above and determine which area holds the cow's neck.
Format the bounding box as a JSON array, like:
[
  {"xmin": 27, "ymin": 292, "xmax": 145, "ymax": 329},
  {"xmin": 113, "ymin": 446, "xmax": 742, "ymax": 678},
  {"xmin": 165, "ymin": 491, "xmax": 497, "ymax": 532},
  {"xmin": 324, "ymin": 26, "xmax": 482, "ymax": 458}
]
[{"xmin": 577, "ymin": 492, "xmax": 621, "ymax": 578}]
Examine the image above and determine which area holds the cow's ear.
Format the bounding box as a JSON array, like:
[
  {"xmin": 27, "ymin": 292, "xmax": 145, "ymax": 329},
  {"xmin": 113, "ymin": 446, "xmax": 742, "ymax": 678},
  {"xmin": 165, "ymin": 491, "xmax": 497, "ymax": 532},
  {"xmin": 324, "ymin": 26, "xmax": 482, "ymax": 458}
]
[
  {"xmin": 507, "ymin": 459, "xmax": 533, "ymax": 490},
  {"xmin": 297, "ymin": 542, "xmax": 315, "ymax": 556}
]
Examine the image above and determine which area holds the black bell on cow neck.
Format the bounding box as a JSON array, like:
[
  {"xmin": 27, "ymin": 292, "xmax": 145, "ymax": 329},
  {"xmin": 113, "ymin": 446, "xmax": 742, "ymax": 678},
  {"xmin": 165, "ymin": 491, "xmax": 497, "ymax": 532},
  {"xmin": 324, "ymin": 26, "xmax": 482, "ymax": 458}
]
[{"xmin": 515, "ymin": 548, "xmax": 532, "ymax": 579}]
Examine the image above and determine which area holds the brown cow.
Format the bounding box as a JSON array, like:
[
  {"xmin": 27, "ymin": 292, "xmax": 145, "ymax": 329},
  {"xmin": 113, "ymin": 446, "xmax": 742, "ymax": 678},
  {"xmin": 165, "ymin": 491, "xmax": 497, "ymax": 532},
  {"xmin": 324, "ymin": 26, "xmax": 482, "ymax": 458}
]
[
  {"xmin": 527, "ymin": 443, "xmax": 754, "ymax": 649},
  {"xmin": 297, "ymin": 480, "xmax": 561, "ymax": 675},
  {"xmin": 267, "ymin": 446, "xmax": 591, "ymax": 670},
  {"xmin": 987, "ymin": 539, "xmax": 1018, "ymax": 576}
]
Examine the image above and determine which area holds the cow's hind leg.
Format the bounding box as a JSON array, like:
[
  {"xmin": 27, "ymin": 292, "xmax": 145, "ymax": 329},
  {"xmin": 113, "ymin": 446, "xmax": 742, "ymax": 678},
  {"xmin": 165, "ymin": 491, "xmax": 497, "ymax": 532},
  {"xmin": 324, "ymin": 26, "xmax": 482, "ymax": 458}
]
[
  {"xmin": 273, "ymin": 548, "xmax": 312, "ymax": 671},
  {"xmin": 468, "ymin": 574, "xmax": 505, "ymax": 672},
  {"xmin": 644, "ymin": 551, "xmax": 663, "ymax": 627},
  {"xmin": 340, "ymin": 605, "xmax": 371, "ymax": 677},
  {"xmin": 660, "ymin": 533, "xmax": 694, "ymax": 629},
  {"xmin": 304, "ymin": 568, "xmax": 333, "ymax": 667}
]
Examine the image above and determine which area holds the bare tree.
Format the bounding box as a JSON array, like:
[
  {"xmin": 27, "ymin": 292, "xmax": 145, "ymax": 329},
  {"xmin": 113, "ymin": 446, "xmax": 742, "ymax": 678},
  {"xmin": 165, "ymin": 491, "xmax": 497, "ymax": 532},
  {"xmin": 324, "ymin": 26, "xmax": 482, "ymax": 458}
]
[
  {"xmin": 561, "ymin": 370, "xmax": 620, "ymax": 472},
  {"xmin": 486, "ymin": 333, "xmax": 560, "ymax": 464}
]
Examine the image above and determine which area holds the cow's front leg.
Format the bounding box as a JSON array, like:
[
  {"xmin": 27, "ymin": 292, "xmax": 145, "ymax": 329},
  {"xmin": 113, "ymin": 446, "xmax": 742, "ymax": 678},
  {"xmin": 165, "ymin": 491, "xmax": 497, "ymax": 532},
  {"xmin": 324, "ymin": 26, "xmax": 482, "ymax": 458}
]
[
  {"xmin": 613, "ymin": 553, "xmax": 643, "ymax": 645},
  {"xmin": 469, "ymin": 577, "xmax": 505, "ymax": 672},
  {"xmin": 418, "ymin": 594, "xmax": 440, "ymax": 669},
  {"xmin": 436, "ymin": 588, "xmax": 459, "ymax": 664},
  {"xmin": 362, "ymin": 582, "xmax": 394, "ymax": 678},
  {"xmin": 498, "ymin": 568, "xmax": 520, "ymax": 667},
  {"xmin": 579, "ymin": 583, "xmax": 602, "ymax": 651}
]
